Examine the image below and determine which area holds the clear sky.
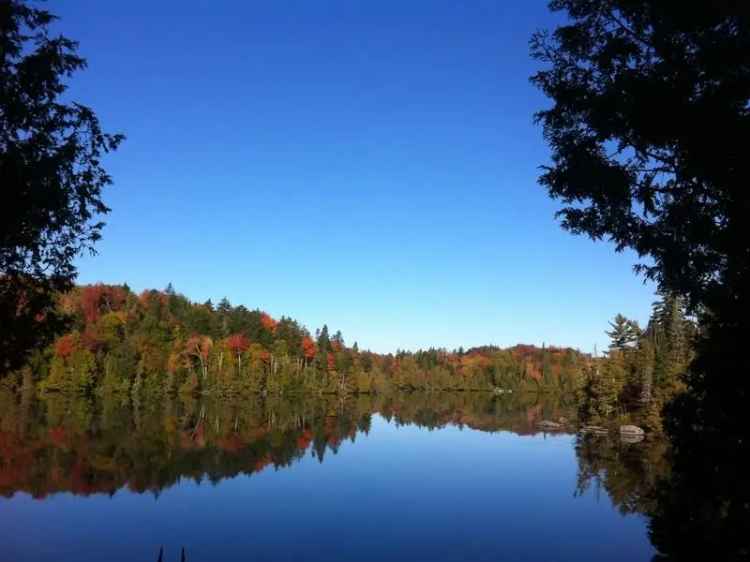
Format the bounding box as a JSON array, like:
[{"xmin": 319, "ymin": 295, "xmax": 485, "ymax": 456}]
[{"xmin": 54, "ymin": 0, "xmax": 656, "ymax": 354}]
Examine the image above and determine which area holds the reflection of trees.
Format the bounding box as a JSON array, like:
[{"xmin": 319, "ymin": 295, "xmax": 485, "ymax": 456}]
[
  {"xmin": 647, "ymin": 427, "xmax": 750, "ymax": 562},
  {"xmin": 572, "ymin": 394, "xmax": 750, "ymax": 562},
  {"xmin": 574, "ymin": 435, "xmax": 669, "ymax": 516},
  {"xmin": 575, "ymin": 429, "xmax": 750, "ymax": 561},
  {"xmin": 18, "ymin": 388, "xmax": 732, "ymax": 559},
  {"xmin": 0, "ymin": 390, "xmax": 574, "ymax": 498}
]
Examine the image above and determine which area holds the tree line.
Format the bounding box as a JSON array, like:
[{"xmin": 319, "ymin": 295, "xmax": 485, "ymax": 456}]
[
  {"xmin": 4, "ymin": 283, "xmax": 587, "ymax": 399},
  {"xmin": 5, "ymin": 279, "xmax": 698, "ymax": 438}
]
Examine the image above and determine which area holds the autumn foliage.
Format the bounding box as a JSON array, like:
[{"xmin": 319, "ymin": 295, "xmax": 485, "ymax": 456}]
[
  {"xmin": 302, "ymin": 337, "xmax": 316, "ymax": 361},
  {"xmin": 7, "ymin": 283, "xmax": 587, "ymax": 397},
  {"xmin": 260, "ymin": 313, "xmax": 277, "ymax": 333},
  {"xmin": 226, "ymin": 334, "xmax": 250, "ymax": 355},
  {"xmin": 80, "ymin": 285, "xmax": 127, "ymax": 324},
  {"xmin": 53, "ymin": 334, "xmax": 76, "ymax": 359}
]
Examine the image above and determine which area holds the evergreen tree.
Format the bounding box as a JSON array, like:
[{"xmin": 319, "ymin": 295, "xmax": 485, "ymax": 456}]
[
  {"xmin": 216, "ymin": 297, "xmax": 232, "ymax": 338},
  {"xmin": 315, "ymin": 325, "xmax": 331, "ymax": 372},
  {"xmin": 316, "ymin": 325, "xmax": 330, "ymax": 352},
  {"xmin": 606, "ymin": 314, "xmax": 640, "ymax": 351},
  {"xmin": 648, "ymin": 292, "xmax": 692, "ymax": 398},
  {"xmin": 635, "ymin": 339, "xmax": 655, "ymax": 406},
  {"xmin": 577, "ymin": 363, "xmax": 619, "ymax": 424}
]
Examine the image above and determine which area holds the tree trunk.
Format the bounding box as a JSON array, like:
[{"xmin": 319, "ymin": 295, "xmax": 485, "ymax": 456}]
[{"xmin": 640, "ymin": 368, "xmax": 652, "ymax": 405}]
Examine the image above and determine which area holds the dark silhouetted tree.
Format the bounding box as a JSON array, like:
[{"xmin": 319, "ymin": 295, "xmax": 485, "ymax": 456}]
[
  {"xmin": 1, "ymin": 0, "xmax": 124, "ymax": 373},
  {"xmin": 532, "ymin": 2, "xmax": 750, "ymax": 559}
]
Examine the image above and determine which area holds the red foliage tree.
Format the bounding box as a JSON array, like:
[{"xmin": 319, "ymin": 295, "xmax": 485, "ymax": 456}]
[
  {"xmin": 53, "ymin": 334, "xmax": 76, "ymax": 359},
  {"xmin": 259, "ymin": 349, "xmax": 271, "ymax": 365},
  {"xmin": 226, "ymin": 334, "xmax": 250, "ymax": 355},
  {"xmin": 226, "ymin": 333, "xmax": 250, "ymax": 373},
  {"xmin": 301, "ymin": 337, "xmax": 316, "ymax": 363},
  {"xmin": 80, "ymin": 284, "xmax": 127, "ymax": 324}
]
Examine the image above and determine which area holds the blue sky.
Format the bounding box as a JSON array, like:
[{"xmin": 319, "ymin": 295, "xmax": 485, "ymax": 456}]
[{"xmin": 54, "ymin": 0, "xmax": 656, "ymax": 353}]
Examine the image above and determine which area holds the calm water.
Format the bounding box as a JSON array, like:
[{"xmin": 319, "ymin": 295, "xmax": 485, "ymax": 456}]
[{"xmin": 0, "ymin": 392, "xmax": 662, "ymax": 561}]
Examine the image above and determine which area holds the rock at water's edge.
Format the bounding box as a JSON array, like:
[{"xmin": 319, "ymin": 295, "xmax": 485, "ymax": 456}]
[
  {"xmin": 580, "ymin": 425, "xmax": 609, "ymax": 435},
  {"xmin": 619, "ymin": 425, "xmax": 645, "ymax": 436}
]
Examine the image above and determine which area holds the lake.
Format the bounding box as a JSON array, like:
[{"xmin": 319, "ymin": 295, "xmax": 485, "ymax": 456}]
[{"xmin": 0, "ymin": 392, "xmax": 662, "ymax": 561}]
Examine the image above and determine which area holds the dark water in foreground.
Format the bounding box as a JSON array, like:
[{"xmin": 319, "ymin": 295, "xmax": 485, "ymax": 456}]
[{"xmin": 0, "ymin": 392, "xmax": 665, "ymax": 562}]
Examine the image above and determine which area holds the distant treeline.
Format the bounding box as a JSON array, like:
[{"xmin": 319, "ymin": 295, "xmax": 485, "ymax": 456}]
[{"xmin": 5, "ymin": 284, "xmax": 586, "ymax": 398}]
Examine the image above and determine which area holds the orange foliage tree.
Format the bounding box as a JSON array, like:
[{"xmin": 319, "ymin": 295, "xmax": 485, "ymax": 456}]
[
  {"xmin": 53, "ymin": 334, "xmax": 77, "ymax": 360},
  {"xmin": 260, "ymin": 312, "xmax": 277, "ymax": 333},
  {"xmin": 301, "ymin": 337, "xmax": 316, "ymax": 366},
  {"xmin": 185, "ymin": 335, "xmax": 213, "ymax": 379}
]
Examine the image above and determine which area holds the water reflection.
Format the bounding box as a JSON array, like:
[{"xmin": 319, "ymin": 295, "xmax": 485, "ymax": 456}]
[
  {"xmin": 0, "ymin": 390, "xmax": 664, "ymax": 561},
  {"xmin": 0, "ymin": 390, "xmax": 581, "ymax": 499},
  {"xmin": 575, "ymin": 434, "xmax": 669, "ymax": 517}
]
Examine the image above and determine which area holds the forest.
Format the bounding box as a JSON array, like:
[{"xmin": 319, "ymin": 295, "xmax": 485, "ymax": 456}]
[
  {"xmin": 4, "ymin": 283, "xmax": 585, "ymax": 399},
  {"xmin": 3, "ymin": 282, "xmax": 695, "ymax": 437}
]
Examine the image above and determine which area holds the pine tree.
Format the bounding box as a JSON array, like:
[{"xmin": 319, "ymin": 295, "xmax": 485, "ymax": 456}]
[
  {"xmin": 315, "ymin": 325, "xmax": 330, "ymax": 372},
  {"xmin": 216, "ymin": 298, "xmax": 232, "ymax": 338},
  {"xmin": 606, "ymin": 314, "xmax": 640, "ymax": 351},
  {"xmin": 648, "ymin": 291, "xmax": 692, "ymax": 398},
  {"xmin": 577, "ymin": 361, "xmax": 620, "ymax": 424}
]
